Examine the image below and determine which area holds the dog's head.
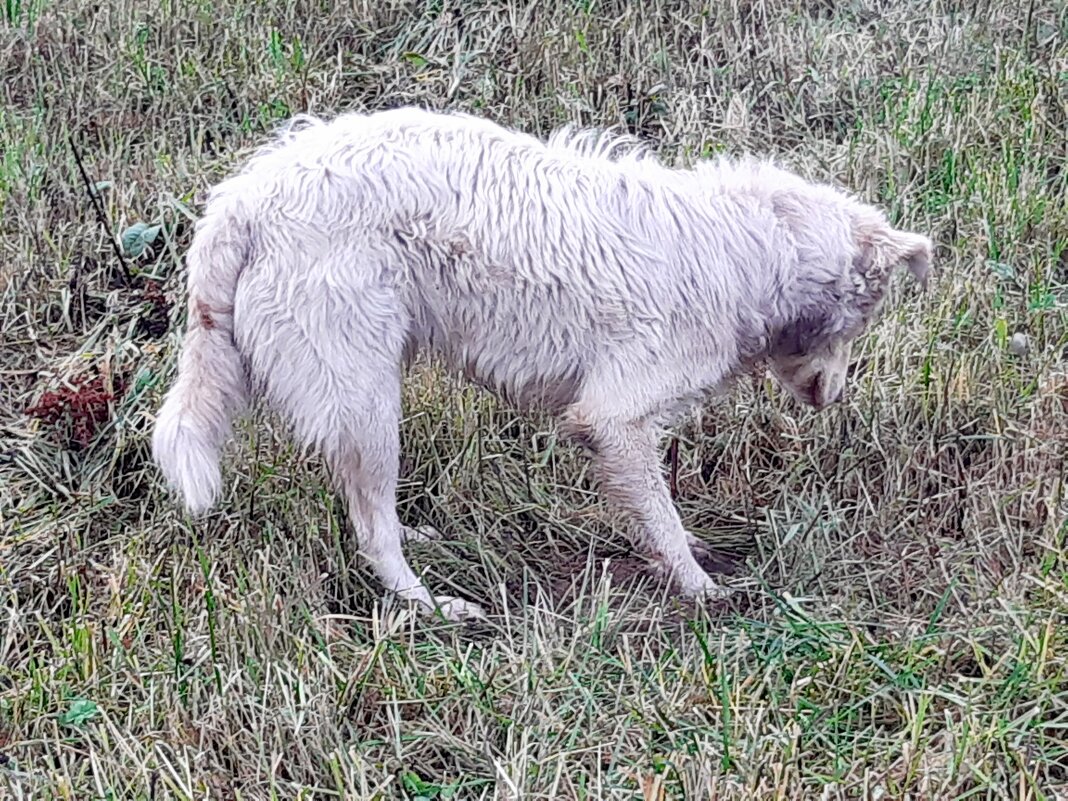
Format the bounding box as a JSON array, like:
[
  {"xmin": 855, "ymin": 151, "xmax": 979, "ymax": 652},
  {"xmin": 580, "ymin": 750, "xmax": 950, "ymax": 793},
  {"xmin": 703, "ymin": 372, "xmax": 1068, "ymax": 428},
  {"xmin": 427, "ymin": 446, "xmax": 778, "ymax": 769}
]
[{"xmin": 764, "ymin": 188, "xmax": 932, "ymax": 410}]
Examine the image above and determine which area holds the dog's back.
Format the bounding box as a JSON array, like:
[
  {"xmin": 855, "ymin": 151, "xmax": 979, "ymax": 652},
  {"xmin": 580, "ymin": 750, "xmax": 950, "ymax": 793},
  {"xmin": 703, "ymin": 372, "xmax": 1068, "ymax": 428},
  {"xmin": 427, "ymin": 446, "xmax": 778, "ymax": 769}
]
[{"xmin": 224, "ymin": 109, "xmax": 784, "ymax": 417}]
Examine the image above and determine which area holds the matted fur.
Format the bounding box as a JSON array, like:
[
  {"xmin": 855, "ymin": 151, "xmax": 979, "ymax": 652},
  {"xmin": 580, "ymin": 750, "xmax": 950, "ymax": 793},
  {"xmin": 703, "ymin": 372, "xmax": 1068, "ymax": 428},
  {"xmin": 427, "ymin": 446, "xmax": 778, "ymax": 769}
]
[{"xmin": 152, "ymin": 107, "xmax": 932, "ymax": 620}]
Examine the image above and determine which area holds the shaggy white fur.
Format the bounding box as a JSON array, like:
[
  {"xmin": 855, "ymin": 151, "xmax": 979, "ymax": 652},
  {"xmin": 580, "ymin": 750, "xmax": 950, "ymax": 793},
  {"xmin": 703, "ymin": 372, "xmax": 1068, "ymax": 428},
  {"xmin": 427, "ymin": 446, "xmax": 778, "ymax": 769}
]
[{"xmin": 152, "ymin": 107, "xmax": 932, "ymax": 620}]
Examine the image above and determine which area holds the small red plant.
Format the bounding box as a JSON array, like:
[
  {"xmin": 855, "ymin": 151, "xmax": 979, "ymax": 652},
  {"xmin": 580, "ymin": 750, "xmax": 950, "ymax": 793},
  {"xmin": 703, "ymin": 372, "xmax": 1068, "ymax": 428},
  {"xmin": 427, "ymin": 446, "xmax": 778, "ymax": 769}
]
[{"xmin": 26, "ymin": 373, "xmax": 125, "ymax": 450}]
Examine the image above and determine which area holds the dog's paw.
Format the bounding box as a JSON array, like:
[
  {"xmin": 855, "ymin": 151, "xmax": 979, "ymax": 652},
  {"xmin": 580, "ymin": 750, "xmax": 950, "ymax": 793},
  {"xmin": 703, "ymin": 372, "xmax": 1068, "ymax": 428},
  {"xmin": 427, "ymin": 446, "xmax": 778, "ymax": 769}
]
[
  {"xmin": 694, "ymin": 578, "xmax": 734, "ymax": 601},
  {"xmin": 674, "ymin": 569, "xmax": 733, "ymax": 601},
  {"xmin": 431, "ymin": 596, "xmax": 487, "ymax": 622},
  {"xmin": 401, "ymin": 525, "xmax": 443, "ymax": 543}
]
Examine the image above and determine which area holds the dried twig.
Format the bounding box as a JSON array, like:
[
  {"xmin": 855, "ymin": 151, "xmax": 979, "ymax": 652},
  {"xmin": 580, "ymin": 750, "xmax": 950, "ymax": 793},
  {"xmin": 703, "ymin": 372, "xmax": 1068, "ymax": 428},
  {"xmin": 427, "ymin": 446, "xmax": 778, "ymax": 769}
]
[{"xmin": 68, "ymin": 133, "xmax": 133, "ymax": 285}]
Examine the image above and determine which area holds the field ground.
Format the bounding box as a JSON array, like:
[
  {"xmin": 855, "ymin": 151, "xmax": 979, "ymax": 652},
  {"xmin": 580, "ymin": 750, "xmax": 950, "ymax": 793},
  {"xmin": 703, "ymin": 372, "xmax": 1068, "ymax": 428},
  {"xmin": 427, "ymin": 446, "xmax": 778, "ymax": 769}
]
[{"xmin": 2, "ymin": 0, "xmax": 1067, "ymax": 798}]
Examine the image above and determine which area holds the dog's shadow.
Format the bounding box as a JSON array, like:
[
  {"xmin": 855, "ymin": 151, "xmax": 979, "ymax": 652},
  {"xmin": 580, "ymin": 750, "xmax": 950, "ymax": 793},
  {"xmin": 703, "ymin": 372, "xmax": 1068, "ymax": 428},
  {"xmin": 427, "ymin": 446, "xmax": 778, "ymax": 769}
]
[{"xmin": 403, "ymin": 510, "xmax": 756, "ymax": 624}]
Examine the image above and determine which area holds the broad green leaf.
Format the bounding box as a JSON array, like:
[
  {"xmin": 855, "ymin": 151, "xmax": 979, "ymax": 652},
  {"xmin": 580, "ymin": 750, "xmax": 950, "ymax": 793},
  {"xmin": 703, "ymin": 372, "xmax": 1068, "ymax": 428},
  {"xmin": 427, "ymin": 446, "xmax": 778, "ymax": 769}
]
[
  {"xmin": 60, "ymin": 698, "xmax": 99, "ymax": 727},
  {"xmin": 121, "ymin": 222, "xmax": 162, "ymax": 257}
]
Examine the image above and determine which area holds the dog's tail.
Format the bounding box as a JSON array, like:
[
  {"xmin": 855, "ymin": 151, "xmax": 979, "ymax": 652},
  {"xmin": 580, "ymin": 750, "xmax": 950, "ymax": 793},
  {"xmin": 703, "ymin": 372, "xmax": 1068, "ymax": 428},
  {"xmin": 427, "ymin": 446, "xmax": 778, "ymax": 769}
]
[{"xmin": 152, "ymin": 194, "xmax": 252, "ymax": 515}]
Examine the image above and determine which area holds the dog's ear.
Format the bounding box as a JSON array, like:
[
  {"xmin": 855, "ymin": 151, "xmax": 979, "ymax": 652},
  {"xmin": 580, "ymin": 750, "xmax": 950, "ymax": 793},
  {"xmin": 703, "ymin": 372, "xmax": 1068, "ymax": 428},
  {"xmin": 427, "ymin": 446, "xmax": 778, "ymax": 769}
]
[
  {"xmin": 773, "ymin": 313, "xmax": 831, "ymax": 357},
  {"xmin": 771, "ymin": 274, "xmax": 861, "ymax": 358},
  {"xmin": 769, "ymin": 189, "xmax": 872, "ymax": 352},
  {"xmin": 851, "ymin": 212, "xmax": 933, "ymax": 291},
  {"xmin": 898, "ymin": 231, "xmax": 933, "ymax": 288}
]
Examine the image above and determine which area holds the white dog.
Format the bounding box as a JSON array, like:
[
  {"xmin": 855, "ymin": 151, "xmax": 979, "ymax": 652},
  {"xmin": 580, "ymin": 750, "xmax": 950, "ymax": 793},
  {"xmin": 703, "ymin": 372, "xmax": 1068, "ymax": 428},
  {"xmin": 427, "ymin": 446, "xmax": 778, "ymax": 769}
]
[{"xmin": 152, "ymin": 107, "xmax": 931, "ymax": 620}]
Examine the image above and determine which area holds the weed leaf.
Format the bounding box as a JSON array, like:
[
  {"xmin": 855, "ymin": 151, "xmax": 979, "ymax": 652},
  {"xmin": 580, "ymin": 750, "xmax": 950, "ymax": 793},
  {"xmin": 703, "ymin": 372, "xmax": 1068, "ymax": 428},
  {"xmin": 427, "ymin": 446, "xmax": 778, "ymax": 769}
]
[
  {"xmin": 121, "ymin": 222, "xmax": 162, "ymax": 257},
  {"xmin": 60, "ymin": 698, "xmax": 99, "ymax": 728}
]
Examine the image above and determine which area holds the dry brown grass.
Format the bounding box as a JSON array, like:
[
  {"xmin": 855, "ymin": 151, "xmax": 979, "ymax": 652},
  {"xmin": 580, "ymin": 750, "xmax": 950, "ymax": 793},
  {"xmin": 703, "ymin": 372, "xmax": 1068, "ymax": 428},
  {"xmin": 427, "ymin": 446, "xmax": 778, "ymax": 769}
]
[{"xmin": 2, "ymin": 0, "xmax": 1066, "ymax": 798}]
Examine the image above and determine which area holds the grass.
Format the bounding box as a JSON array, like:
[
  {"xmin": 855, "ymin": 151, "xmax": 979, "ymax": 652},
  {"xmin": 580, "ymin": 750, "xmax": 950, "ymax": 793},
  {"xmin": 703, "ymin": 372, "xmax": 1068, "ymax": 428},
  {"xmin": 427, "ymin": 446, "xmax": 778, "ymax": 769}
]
[{"xmin": 1, "ymin": 0, "xmax": 1066, "ymax": 797}]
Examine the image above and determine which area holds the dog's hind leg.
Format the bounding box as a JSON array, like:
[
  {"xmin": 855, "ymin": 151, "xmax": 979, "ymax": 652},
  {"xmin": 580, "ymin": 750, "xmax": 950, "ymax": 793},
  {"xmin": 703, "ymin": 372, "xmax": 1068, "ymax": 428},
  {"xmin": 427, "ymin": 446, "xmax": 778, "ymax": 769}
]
[
  {"xmin": 241, "ymin": 276, "xmax": 484, "ymax": 622},
  {"xmin": 561, "ymin": 408, "xmax": 732, "ymax": 601}
]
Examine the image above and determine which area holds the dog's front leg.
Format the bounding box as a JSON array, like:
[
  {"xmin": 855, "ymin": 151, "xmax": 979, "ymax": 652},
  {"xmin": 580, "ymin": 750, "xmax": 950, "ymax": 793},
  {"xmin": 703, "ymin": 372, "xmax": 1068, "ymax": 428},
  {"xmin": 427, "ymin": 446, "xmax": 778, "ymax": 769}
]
[{"xmin": 562, "ymin": 411, "xmax": 732, "ymax": 600}]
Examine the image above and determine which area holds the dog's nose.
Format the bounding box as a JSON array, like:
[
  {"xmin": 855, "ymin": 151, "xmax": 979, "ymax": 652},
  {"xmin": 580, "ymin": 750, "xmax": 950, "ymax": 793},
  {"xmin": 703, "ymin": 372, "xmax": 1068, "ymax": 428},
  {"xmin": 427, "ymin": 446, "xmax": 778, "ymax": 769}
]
[{"xmin": 812, "ymin": 376, "xmax": 846, "ymax": 410}]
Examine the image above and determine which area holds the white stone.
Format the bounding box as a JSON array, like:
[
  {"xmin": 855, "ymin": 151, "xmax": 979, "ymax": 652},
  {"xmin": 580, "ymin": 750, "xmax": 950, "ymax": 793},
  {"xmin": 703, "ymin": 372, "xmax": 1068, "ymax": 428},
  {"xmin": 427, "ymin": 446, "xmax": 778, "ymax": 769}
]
[{"xmin": 1009, "ymin": 332, "xmax": 1030, "ymax": 356}]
